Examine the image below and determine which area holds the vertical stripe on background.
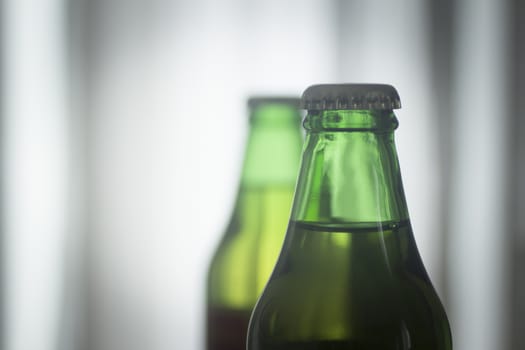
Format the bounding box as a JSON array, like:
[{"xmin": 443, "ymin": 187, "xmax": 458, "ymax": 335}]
[
  {"xmin": 2, "ymin": 0, "xmax": 69, "ymax": 350},
  {"xmin": 448, "ymin": 0, "xmax": 510, "ymax": 349}
]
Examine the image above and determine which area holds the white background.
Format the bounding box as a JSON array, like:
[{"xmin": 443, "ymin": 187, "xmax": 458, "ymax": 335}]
[{"xmin": 1, "ymin": 0, "xmax": 510, "ymax": 350}]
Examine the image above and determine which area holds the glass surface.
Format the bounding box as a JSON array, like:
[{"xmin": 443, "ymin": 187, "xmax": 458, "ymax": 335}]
[
  {"xmin": 206, "ymin": 102, "xmax": 303, "ymax": 350},
  {"xmin": 247, "ymin": 110, "xmax": 452, "ymax": 350}
]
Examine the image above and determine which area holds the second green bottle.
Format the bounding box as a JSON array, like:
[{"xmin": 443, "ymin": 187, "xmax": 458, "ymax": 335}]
[{"xmin": 206, "ymin": 97, "xmax": 303, "ymax": 350}]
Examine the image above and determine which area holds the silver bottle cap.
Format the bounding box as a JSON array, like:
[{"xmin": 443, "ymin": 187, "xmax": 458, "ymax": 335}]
[{"xmin": 301, "ymin": 84, "xmax": 401, "ymax": 111}]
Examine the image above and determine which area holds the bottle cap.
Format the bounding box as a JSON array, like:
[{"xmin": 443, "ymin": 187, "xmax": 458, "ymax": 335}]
[
  {"xmin": 301, "ymin": 84, "xmax": 401, "ymax": 111},
  {"xmin": 248, "ymin": 97, "xmax": 300, "ymax": 109}
]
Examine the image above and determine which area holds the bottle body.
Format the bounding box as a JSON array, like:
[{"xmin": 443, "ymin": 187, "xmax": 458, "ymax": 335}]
[
  {"xmin": 247, "ymin": 104, "xmax": 452, "ymax": 349},
  {"xmin": 248, "ymin": 220, "xmax": 451, "ymax": 349},
  {"xmin": 206, "ymin": 99, "xmax": 303, "ymax": 350},
  {"xmin": 207, "ymin": 185, "xmax": 296, "ymax": 350}
]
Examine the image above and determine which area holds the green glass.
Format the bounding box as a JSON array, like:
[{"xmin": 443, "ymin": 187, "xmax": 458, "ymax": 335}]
[
  {"xmin": 247, "ymin": 108, "xmax": 452, "ymax": 349},
  {"xmin": 206, "ymin": 98, "xmax": 303, "ymax": 350}
]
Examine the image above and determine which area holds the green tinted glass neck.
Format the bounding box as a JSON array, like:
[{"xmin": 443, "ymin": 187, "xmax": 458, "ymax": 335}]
[
  {"xmin": 241, "ymin": 104, "xmax": 302, "ymax": 186},
  {"xmin": 291, "ymin": 109, "xmax": 409, "ymax": 224}
]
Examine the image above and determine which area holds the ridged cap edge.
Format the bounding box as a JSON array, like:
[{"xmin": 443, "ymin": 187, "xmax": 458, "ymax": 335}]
[{"xmin": 301, "ymin": 84, "xmax": 401, "ymax": 110}]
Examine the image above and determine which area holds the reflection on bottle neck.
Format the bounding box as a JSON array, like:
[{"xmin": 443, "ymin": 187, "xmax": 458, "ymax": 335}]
[
  {"xmin": 291, "ymin": 110, "xmax": 409, "ymax": 224},
  {"xmin": 304, "ymin": 109, "xmax": 399, "ymax": 133}
]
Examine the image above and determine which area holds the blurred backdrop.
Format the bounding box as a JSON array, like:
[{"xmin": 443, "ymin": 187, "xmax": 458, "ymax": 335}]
[{"xmin": 0, "ymin": 0, "xmax": 524, "ymax": 349}]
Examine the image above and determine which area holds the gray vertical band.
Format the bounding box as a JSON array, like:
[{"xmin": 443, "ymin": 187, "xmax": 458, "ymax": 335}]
[
  {"xmin": 509, "ymin": 0, "xmax": 525, "ymax": 348},
  {"xmin": 60, "ymin": 1, "xmax": 95, "ymax": 350},
  {"xmin": 448, "ymin": 0, "xmax": 510, "ymax": 349},
  {"xmin": 428, "ymin": 0, "xmax": 454, "ymax": 310}
]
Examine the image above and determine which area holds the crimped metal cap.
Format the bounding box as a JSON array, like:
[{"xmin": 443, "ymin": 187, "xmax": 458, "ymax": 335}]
[{"xmin": 301, "ymin": 84, "xmax": 401, "ymax": 110}]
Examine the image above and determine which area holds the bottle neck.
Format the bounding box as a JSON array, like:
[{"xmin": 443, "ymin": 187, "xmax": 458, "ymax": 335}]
[
  {"xmin": 240, "ymin": 104, "xmax": 303, "ymax": 187},
  {"xmin": 291, "ymin": 110, "xmax": 409, "ymax": 224}
]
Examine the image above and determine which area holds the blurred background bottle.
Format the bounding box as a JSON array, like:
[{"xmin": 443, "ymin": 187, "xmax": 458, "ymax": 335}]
[
  {"xmin": 247, "ymin": 84, "xmax": 452, "ymax": 350},
  {"xmin": 206, "ymin": 97, "xmax": 303, "ymax": 350}
]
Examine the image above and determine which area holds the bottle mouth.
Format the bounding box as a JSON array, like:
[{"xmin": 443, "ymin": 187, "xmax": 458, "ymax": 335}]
[
  {"xmin": 250, "ymin": 104, "xmax": 302, "ymax": 126},
  {"xmin": 248, "ymin": 96, "xmax": 300, "ymax": 109},
  {"xmin": 303, "ymin": 110, "xmax": 399, "ymax": 132}
]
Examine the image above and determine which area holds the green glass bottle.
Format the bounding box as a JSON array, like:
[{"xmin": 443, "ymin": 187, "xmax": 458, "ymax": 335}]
[
  {"xmin": 206, "ymin": 97, "xmax": 303, "ymax": 350},
  {"xmin": 247, "ymin": 84, "xmax": 452, "ymax": 350}
]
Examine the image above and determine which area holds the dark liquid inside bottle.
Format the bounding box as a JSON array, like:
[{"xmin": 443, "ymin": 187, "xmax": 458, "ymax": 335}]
[
  {"xmin": 248, "ymin": 221, "xmax": 452, "ymax": 350},
  {"xmin": 207, "ymin": 307, "xmax": 252, "ymax": 350},
  {"xmin": 254, "ymin": 339, "xmax": 414, "ymax": 350}
]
